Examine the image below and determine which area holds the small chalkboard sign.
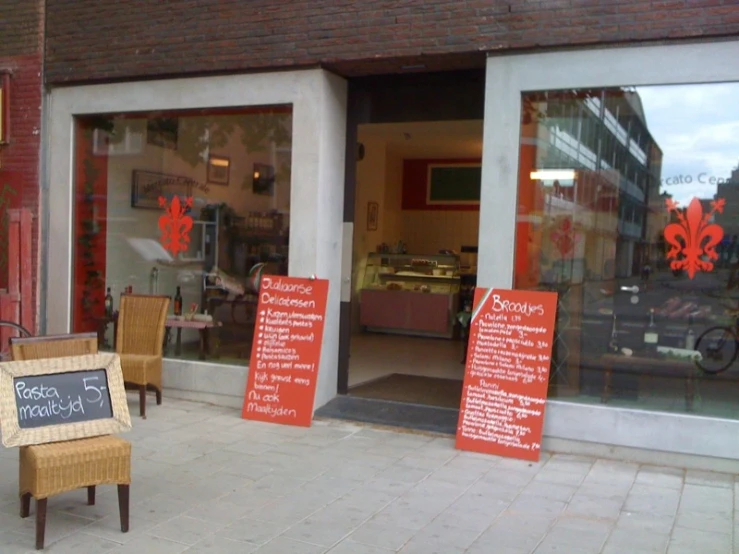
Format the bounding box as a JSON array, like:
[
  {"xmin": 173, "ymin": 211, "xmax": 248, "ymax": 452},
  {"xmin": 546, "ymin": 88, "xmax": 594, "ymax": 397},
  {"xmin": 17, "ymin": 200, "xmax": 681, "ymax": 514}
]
[
  {"xmin": 0, "ymin": 353, "xmax": 131, "ymax": 447},
  {"xmin": 15, "ymin": 369, "xmax": 113, "ymax": 429}
]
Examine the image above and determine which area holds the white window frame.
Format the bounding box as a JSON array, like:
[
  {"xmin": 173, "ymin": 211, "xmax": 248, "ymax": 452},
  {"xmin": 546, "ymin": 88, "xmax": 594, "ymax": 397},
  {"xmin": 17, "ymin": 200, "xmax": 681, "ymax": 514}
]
[{"xmin": 479, "ymin": 40, "xmax": 739, "ymax": 461}]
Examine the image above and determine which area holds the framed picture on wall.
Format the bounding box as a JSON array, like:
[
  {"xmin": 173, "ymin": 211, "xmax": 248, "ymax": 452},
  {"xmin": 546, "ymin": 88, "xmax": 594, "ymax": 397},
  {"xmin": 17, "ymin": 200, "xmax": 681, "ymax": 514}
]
[
  {"xmin": 367, "ymin": 201, "xmax": 379, "ymax": 231},
  {"xmin": 207, "ymin": 155, "xmax": 230, "ymax": 186},
  {"xmin": 131, "ymin": 170, "xmax": 193, "ymax": 209}
]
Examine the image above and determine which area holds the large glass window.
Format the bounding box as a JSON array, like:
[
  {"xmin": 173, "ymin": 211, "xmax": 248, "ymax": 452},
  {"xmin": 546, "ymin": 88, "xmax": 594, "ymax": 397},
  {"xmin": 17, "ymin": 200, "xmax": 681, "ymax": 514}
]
[
  {"xmin": 72, "ymin": 106, "xmax": 292, "ymax": 364},
  {"xmin": 517, "ymin": 84, "xmax": 739, "ymax": 418}
]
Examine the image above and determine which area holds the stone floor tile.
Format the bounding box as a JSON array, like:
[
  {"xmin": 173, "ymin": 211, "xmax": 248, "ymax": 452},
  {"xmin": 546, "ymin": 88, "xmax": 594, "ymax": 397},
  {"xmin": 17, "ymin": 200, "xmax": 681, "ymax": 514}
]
[
  {"xmin": 634, "ymin": 466, "xmax": 685, "ymax": 489},
  {"xmin": 42, "ymin": 531, "xmax": 120, "ymax": 553},
  {"xmin": 667, "ymin": 527, "xmax": 732, "ymax": 553},
  {"xmin": 252, "ymin": 537, "xmax": 325, "ymax": 554},
  {"xmin": 109, "ymin": 534, "xmax": 189, "ymax": 553},
  {"xmin": 604, "ymin": 528, "xmax": 670, "ymax": 552},
  {"xmin": 0, "ymin": 529, "xmax": 43, "ymax": 553},
  {"xmin": 583, "ymin": 460, "xmax": 639, "ymax": 486},
  {"xmin": 0, "ymin": 398, "xmax": 731, "ymax": 554},
  {"xmin": 410, "ymin": 518, "xmax": 482, "ymax": 550},
  {"xmin": 219, "ymin": 518, "xmax": 290, "ymax": 546},
  {"xmin": 283, "ymin": 516, "xmax": 360, "ymax": 547},
  {"xmin": 397, "ymin": 538, "xmax": 466, "ymax": 554},
  {"xmin": 542, "ymin": 455, "xmax": 595, "ymax": 475},
  {"xmin": 147, "ymin": 515, "xmax": 226, "ymax": 546},
  {"xmin": 674, "ymin": 509, "xmax": 733, "ymax": 535},
  {"xmin": 31, "ymin": 511, "xmax": 96, "ymax": 546},
  {"xmin": 565, "ymin": 494, "xmax": 623, "ymax": 520},
  {"xmin": 533, "ymin": 469, "xmax": 587, "ymax": 487},
  {"xmin": 348, "ymin": 521, "xmax": 417, "ymax": 551},
  {"xmin": 82, "ymin": 514, "xmax": 158, "ymax": 545},
  {"xmin": 601, "ymin": 546, "xmax": 664, "ymax": 554},
  {"xmin": 327, "ymin": 539, "xmax": 395, "ymax": 554},
  {"xmin": 533, "ymin": 541, "xmax": 599, "ymax": 554},
  {"xmin": 679, "ymin": 484, "xmax": 733, "ymax": 515},
  {"xmin": 507, "ymin": 495, "xmax": 567, "ymax": 519},
  {"xmin": 184, "ymin": 536, "xmax": 258, "ymax": 553},
  {"xmin": 246, "ymin": 497, "xmax": 320, "ymax": 525},
  {"xmin": 623, "ymin": 486, "xmax": 681, "ymax": 516},
  {"xmin": 520, "ymin": 480, "xmax": 578, "ymax": 502},
  {"xmin": 542, "ymin": 516, "xmax": 611, "ymax": 551},
  {"xmin": 431, "ymin": 502, "xmax": 505, "ymax": 533},
  {"xmin": 184, "ymin": 498, "xmax": 254, "ymax": 524}
]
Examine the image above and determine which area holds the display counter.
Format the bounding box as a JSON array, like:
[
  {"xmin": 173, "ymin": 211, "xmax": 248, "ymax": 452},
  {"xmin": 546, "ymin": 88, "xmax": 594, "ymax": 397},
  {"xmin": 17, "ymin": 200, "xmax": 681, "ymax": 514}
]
[{"xmin": 359, "ymin": 253, "xmax": 460, "ymax": 338}]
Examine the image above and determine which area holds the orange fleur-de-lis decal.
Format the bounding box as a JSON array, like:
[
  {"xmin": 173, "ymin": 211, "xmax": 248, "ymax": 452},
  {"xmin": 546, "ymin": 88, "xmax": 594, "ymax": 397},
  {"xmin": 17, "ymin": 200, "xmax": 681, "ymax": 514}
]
[
  {"xmin": 550, "ymin": 217, "xmax": 577, "ymax": 258},
  {"xmin": 664, "ymin": 197, "xmax": 725, "ymax": 279},
  {"xmin": 158, "ymin": 195, "xmax": 194, "ymax": 256}
]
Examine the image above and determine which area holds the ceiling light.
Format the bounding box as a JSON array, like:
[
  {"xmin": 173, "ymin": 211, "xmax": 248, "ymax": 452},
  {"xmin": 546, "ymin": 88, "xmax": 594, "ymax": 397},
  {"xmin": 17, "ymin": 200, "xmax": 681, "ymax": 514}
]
[{"xmin": 530, "ymin": 169, "xmax": 576, "ymax": 181}]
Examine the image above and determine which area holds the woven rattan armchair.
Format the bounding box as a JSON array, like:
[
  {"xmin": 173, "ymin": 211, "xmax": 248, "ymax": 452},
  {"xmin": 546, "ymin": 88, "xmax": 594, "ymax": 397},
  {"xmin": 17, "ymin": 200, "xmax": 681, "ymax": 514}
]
[
  {"xmin": 10, "ymin": 332, "xmax": 131, "ymax": 550},
  {"xmin": 116, "ymin": 294, "xmax": 170, "ymax": 418}
]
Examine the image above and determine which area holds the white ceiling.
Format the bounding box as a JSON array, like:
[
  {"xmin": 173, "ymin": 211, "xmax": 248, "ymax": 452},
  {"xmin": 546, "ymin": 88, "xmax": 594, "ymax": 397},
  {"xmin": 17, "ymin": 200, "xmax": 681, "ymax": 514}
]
[{"xmin": 358, "ymin": 120, "xmax": 483, "ymax": 159}]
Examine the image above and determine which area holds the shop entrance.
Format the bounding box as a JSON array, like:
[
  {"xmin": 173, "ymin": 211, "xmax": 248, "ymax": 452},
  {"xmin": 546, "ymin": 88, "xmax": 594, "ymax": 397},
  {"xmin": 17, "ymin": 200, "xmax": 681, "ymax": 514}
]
[{"xmin": 330, "ymin": 70, "xmax": 486, "ymax": 429}]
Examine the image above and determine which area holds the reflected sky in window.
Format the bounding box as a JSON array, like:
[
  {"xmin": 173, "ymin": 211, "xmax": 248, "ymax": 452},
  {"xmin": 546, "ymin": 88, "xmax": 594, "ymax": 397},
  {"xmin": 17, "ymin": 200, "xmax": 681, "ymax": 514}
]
[{"xmin": 637, "ymin": 82, "xmax": 739, "ymax": 204}]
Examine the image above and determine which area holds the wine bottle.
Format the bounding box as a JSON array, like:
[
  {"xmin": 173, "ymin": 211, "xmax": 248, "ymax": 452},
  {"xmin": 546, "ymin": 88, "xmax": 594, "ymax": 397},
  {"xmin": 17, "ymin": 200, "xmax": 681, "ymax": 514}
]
[
  {"xmin": 684, "ymin": 314, "xmax": 696, "ymax": 351},
  {"xmin": 174, "ymin": 286, "xmax": 183, "ymax": 316},
  {"xmin": 643, "ymin": 308, "xmax": 659, "ymax": 353},
  {"xmin": 104, "ymin": 287, "xmax": 113, "ymax": 317},
  {"xmin": 149, "ymin": 267, "xmax": 159, "ymax": 295},
  {"xmin": 608, "ymin": 313, "xmax": 619, "ymax": 353}
]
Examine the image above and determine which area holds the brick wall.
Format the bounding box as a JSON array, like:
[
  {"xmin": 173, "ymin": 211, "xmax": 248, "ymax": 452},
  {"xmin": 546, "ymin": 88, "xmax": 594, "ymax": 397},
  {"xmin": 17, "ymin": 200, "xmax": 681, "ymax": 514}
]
[
  {"xmin": 0, "ymin": 0, "xmax": 43, "ymax": 332},
  {"xmin": 45, "ymin": 0, "xmax": 739, "ymax": 84}
]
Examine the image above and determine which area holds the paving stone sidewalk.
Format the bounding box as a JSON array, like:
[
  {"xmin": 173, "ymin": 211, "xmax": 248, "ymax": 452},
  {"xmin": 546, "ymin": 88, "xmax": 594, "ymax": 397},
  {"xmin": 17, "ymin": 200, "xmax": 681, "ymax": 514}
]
[{"xmin": 0, "ymin": 397, "xmax": 735, "ymax": 553}]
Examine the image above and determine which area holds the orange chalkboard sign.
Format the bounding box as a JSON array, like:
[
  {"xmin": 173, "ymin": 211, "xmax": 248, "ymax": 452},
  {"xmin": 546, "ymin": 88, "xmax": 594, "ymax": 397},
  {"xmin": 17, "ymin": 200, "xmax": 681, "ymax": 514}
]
[
  {"xmin": 456, "ymin": 287, "xmax": 558, "ymax": 461},
  {"xmin": 241, "ymin": 276, "xmax": 329, "ymax": 427}
]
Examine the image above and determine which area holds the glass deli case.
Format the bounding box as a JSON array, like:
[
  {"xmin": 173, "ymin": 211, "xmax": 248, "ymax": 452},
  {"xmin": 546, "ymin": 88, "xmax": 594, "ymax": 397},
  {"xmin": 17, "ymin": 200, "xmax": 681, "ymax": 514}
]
[{"xmin": 359, "ymin": 253, "xmax": 460, "ymax": 338}]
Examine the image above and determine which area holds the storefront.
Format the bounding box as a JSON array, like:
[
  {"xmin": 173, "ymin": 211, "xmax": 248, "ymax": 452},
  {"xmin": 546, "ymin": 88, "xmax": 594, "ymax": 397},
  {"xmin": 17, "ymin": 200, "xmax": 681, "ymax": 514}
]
[
  {"xmin": 46, "ymin": 69, "xmax": 348, "ymax": 411},
  {"xmin": 45, "ymin": 39, "xmax": 739, "ymax": 464},
  {"xmin": 476, "ymin": 40, "xmax": 739, "ymax": 464}
]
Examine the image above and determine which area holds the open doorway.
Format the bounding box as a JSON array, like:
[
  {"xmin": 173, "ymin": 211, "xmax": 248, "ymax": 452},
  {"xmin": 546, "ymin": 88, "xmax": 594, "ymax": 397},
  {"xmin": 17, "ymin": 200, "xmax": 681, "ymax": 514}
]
[{"xmin": 346, "ymin": 119, "xmax": 483, "ymax": 409}]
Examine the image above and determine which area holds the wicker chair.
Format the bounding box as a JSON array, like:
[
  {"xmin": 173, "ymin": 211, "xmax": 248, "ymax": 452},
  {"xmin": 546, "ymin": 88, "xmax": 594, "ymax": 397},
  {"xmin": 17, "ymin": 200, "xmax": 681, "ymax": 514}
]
[
  {"xmin": 116, "ymin": 294, "xmax": 170, "ymax": 418},
  {"xmin": 10, "ymin": 332, "xmax": 131, "ymax": 550}
]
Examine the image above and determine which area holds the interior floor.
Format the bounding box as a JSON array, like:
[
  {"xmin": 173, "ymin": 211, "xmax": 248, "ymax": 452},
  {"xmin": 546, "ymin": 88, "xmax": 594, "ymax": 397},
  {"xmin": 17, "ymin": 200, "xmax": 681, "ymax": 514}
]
[{"xmin": 348, "ymin": 333, "xmax": 465, "ymax": 387}]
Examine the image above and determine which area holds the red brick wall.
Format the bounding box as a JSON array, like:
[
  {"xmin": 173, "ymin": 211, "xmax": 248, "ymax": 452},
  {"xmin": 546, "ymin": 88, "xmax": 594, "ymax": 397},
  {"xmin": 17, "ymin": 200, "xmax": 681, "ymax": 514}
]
[
  {"xmin": 0, "ymin": 0, "xmax": 43, "ymax": 332},
  {"xmin": 45, "ymin": 0, "xmax": 739, "ymax": 84}
]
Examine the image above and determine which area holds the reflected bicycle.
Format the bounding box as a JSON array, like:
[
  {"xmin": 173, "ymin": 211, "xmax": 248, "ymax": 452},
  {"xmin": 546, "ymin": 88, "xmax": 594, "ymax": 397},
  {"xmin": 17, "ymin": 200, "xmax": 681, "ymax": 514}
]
[{"xmin": 694, "ymin": 309, "xmax": 739, "ymax": 375}]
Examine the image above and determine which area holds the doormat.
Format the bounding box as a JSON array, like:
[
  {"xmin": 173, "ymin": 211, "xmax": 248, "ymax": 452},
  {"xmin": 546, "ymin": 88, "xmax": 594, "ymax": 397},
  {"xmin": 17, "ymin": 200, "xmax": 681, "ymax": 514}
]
[
  {"xmin": 349, "ymin": 373, "xmax": 463, "ymax": 409},
  {"xmin": 315, "ymin": 396, "xmax": 458, "ymax": 435}
]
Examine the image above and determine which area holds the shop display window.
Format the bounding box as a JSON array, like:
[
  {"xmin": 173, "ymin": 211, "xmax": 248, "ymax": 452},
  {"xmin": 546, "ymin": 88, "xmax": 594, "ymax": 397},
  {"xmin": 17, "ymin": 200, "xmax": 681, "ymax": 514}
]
[
  {"xmin": 516, "ymin": 83, "xmax": 739, "ymax": 418},
  {"xmin": 72, "ymin": 106, "xmax": 292, "ymax": 364}
]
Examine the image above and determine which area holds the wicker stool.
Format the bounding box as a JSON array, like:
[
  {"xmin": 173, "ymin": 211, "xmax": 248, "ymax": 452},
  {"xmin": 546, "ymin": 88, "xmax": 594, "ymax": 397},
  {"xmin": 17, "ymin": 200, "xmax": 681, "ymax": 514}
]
[{"xmin": 20, "ymin": 436, "xmax": 131, "ymax": 550}]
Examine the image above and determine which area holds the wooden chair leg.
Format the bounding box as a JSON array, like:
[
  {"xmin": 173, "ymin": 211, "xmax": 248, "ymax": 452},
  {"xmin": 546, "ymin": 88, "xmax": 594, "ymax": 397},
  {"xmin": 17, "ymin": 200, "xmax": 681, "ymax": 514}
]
[
  {"xmin": 139, "ymin": 385, "xmax": 146, "ymax": 419},
  {"xmin": 87, "ymin": 486, "xmax": 96, "ymax": 506},
  {"xmin": 155, "ymin": 387, "xmax": 162, "ymax": 406},
  {"xmin": 35, "ymin": 498, "xmax": 47, "ymax": 550},
  {"xmin": 117, "ymin": 484, "xmax": 129, "ymax": 533},
  {"xmin": 20, "ymin": 493, "xmax": 31, "ymax": 518}
]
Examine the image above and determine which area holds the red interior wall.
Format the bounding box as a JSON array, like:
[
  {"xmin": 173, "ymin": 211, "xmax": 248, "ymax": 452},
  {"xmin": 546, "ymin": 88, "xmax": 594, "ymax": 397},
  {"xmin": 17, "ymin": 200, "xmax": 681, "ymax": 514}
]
[
  {"xmin": 515, "ymin": 143, "xmax": 538, "ymax": 289},
  {"xmin": 402, "ymin": 158, "xmax": 481, "ymax": 211},
  {"xmin": 72, "ymin": 120, "xmax": 108, "ymax": 333}
]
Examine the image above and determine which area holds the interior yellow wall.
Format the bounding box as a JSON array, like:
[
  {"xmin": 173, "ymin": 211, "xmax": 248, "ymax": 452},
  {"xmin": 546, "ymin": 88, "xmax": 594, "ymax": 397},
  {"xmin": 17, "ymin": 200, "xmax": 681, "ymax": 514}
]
[{"xmin": 351, "ymin": 126, "xmax": 483, "ymax": 332}]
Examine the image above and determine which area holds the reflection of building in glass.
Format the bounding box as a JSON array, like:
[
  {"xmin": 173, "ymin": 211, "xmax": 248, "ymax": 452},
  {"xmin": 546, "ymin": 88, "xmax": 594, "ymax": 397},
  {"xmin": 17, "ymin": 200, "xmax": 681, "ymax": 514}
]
[
  {"xmin": 714, "ymin": 164, "xmax": 739, "ymax": 239},
  {"xmin": 518, "ymin": 89, "xmax": 663, "ymax": 286}
]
